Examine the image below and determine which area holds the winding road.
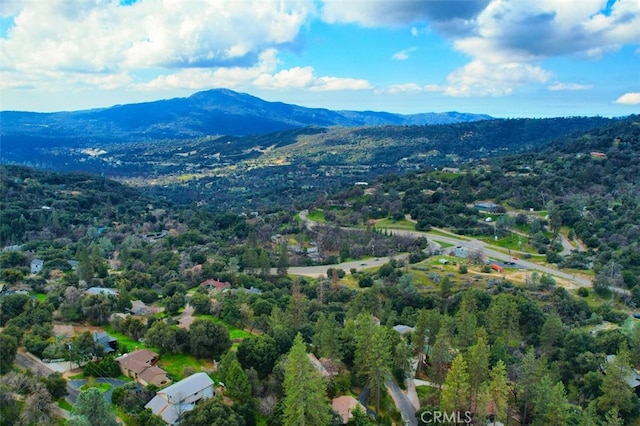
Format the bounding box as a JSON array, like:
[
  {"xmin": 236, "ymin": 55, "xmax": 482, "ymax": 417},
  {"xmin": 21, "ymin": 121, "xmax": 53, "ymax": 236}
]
[{"xmin": 285, "ymin": 210, "xmax": 594, "ymax": 289}]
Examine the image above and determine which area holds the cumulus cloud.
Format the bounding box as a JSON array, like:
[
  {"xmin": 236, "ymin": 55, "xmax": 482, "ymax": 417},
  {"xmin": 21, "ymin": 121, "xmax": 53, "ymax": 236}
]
[
  {"xmin": 0, "ymin": 0, "xmax": 315, "ymax": 88},
  {"xmin": 321, "ymin": 0, "xmax": 490, "ymax": 28},
  {"xmin": 441, "ymin": 0, "xmax": 640, "ymax": 96},
  {"xmin": 614, "ymin": 92, "xmax": 640, "ymax": 105},
  {"xmin": 136, "ymin": 50, "xmax": 371, "ymax": 92}
]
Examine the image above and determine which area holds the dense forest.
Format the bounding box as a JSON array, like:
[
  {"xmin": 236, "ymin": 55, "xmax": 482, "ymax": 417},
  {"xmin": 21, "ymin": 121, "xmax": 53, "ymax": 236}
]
[{"xmin": 1, "ymin": 115, "xmax": 639, "ymax": 426}]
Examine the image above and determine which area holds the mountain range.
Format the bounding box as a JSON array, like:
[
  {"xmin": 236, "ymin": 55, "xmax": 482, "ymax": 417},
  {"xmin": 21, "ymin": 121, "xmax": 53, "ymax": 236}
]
[{"xmin": 0, "ymin": 88, "xmax": 492, "ymax": 142}]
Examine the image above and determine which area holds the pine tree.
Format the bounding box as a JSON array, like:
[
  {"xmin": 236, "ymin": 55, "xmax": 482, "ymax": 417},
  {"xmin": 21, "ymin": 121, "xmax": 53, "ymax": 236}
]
[
  {"xmin": 428, "ymin": 328, "xmax": 452, "ymax": 389},
  {"xmin": 226, "ymin": 360, "xmax": 252, "ymax": 403},
  {"xmin": 366, "ymin": 326, "xmax": 392, "ymax": 413},
  {"xmin": 466, "ymin": 330, "xmax": 489, "ymax": 413},
  {"xmin": 441, "ymin": 353, "xmax": 470, "ymax": 413},
  {"xmin": 282, "ymin": 334, "xmax": 331, "ymax": 426},
  {"xmin": 486, "ymin": 360, "xmax": 509, "ymax": 425},
  {"xmin": 598, "ymin": 345, "xmax": 637, "ymax": 416}
]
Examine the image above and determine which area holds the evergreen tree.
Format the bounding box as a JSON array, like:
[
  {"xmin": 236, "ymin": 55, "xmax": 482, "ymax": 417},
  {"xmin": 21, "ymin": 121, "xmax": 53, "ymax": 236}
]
[
  {"xmin": 282, "ymin": 334, "xmax": 331, "ymax": 426},
  {"xmin": 598, "ymin": 345, "xmax": 637, "ymax": 417},
  {"xmin": 532, "ymin": 376, "xmax": 570, "ymax": 426},
  {"xmin": 313, "ymin": 312, "xmax": 342, "ymax": 361},
  {"xmin": 441, "ymin": 353, "xmax": 470, "ymax": 413},
  {"xmin": 539, "ymin": 312, "xmax": 564, "ymax": 360},
  {"xmin": 466, "ymin": 330, "xmax": 489, "ymax": 413},
  {"xmin": 366, "ymin": 326, "xmax": 392, "ymax": 413},
  {"xmin": 226, "ymin": 360, "xmax": 252, "ymax": 404},
  {"xmin": 486, "ymin": 360, "xmax": 509, "ymax": 425},
  {"xmin": 428, "ymin": 328, "xmax": 452, "ymax": 389},
  {"xmin": 71, "ymin": 388, "xmax": 118, "ymax": 426}
]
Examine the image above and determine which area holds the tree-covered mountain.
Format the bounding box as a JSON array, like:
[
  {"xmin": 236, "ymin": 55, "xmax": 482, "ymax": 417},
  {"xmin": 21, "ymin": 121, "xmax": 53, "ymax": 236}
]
[
  {"xmin": 1, "ymin": 115, "xmax": 615, "ymax": 210},
  {"xmin": 0, "ymin": 88, "xmax": 491, "ymax": 144}
]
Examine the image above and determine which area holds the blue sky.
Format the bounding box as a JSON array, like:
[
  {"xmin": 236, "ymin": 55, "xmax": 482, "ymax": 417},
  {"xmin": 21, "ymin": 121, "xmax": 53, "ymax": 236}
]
[{"xmin": 1, "ymin": 0, "xmax": 638, "ymax": 117}]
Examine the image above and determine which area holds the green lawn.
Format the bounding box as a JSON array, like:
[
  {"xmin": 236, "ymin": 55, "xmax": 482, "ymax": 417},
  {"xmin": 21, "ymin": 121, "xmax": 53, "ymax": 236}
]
[
  {"xmin": 102, "ymin": 325, "xmax": 159, "ymax": 353},
  {"xmin": 81, "ymin": 382, "xmax": 112, "ymax": 392},
  {"xmin": 57, "ymin": 399, "xmax": 72, "ymax": 411},
  {"xmin": 307, "ymin": 209, "xmax": 326, "ymax": 222},
  {"xmin": 194, "ymin": 314, "xmax": 254, "ymax": 340},
  {"xmin": 159, "ymin": 353, "xmax": 212, "ymax": 381},
  {"xmin": 373, "ymin": 218, "xmax": 416, "ymax": 231}
]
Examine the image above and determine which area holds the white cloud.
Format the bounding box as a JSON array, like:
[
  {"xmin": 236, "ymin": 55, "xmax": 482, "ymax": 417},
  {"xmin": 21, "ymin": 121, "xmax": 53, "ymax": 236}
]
[
  {"xmin": 392, "ymin": 47, "xmax": 417, "ymax": 61},
  {"xmin": 614, "ymin": 92, "xmax": 640, "ymax": 105},
  {"xmin": 440, "ymin": 0, "xmax": 640, "ymax": 97},
  {"xmin": 1, "ymin": 0, "xmax": 315, "ymax": 86},
  {"xmin": 137, "ymin": 50, "xmax": 371, "ymax": 93},
  {"xmin": 548, "ymin": 82, "xmax": 593, "ymax": 91},
  {"xmin": 445, "ymin": 60, "xmax": 551, "ymax": 97},
  {"xmin": 376, "ymin": 83, "xmax": 444, "ymax": 95}
]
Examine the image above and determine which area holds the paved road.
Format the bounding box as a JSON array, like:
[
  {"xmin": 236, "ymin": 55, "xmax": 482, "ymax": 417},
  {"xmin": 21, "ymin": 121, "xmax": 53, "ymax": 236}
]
[
  {"xmin": 385, "ymin": 378, "xmax": 417, "ymax": 426},
  {"xmin": 15, "ymin": 351, "xmax": 55, "ymax": 377},
  {"xmin": 292, "ymin": 211, "xmax": 595, "ymax": 289}
]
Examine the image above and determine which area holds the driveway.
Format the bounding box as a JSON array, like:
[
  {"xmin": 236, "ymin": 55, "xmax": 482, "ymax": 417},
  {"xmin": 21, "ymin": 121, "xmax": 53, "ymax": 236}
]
[{"xmin": 385, "ymin": 378, "xmax": 418, "ymax": 426}]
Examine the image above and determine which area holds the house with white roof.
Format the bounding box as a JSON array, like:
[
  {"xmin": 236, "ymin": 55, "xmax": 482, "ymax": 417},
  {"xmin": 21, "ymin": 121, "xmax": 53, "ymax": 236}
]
[{"xmin": 145, "ymin": 372, "xmax": 214, "ymax": 424}]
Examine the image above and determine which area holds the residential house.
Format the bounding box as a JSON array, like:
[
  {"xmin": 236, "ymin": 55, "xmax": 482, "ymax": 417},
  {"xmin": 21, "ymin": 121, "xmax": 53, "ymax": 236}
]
[
  {"xmin": 332, "ymin": 395, "xmax": 364, "ymax": 424},
  {"xmin": 129, "ymin": 300, "xmax": 149, "ymax": 316},
  {"xmin": 308, "ymin": 353, "xmax": 338, "ymax": 379},
  {"xmin": 441, "ymin": 167, "xmax": 461, "ymax": 173},
  {"xmin": 393, "ymin": 324, "xmax": 415, "ymax": 336},
  {"xmin": 473, "ymin": 201, "xmax": 500, "ymax": 213},
  {"xmin": 602, "ymin": 355, "xmax": 640, "ymax": 396},
  {"xmin": 199, "ymin": 279, "xmax": 231, "ymax": 292},
  {"xmin": 116, "ymin": 349, "xmax": 171, "ymax": 387},
  {"xmin": 93, "ymin": 331, "xmax": 118, "ymax": 354},
  {"xmin": 85, "ymin": 287, "xmax": 119, "ymax": 298},
  {"xmin": 30, "ymin": 259, "xmax": 44, "ymax": 274},
  {"xmin": 145, "ymin": 372, "xmax": 215, "ymax": 425}
]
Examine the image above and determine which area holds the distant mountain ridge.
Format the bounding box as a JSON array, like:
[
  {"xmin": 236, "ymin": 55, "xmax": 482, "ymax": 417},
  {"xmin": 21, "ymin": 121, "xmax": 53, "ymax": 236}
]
[{"xmin": 0, "ymin": 88, "xmax": 492, "ymax": 141}]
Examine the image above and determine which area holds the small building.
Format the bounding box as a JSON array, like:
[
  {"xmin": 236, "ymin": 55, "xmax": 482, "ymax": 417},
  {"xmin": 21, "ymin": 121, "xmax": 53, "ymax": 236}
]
[
  {"xmin": 441, "ymin": 167, "xmax": 461, "ymax": 173},
  {"xmin": 199, "ymin": 279, "xmax": 231, "ymax": 292},
  {"xmin": 308, "ymin": 353, "xmax": 332, "ymax": 378},
  {"xmin": 30, "ymin": 259, "xmax": 44, "ymax": 274},
  {"xmin": 93, "ymin": 331, "xmax": 118, "ymax": 354},
  {"xmin": 85, "ymin": 287, "xmax": 119, "ymax": 298},
  {"xmin": 117, "ymin": 349, "xmax": 171, "ymax": 387},
  {"xmin": 332, "ymin": 395, "xmax": 365, "ymax": 424},
  {"xmin": 393, "ymin": 324, "xmax": 415, "ymax": 336},
  {"xmin": 145, "ymin": 372, "xmax": 215, "ymax": 425},
  {"xmin": 473, "ymin": 201, "xmax": 500, "ymax": 213},
  {"xmin": 129, "ymin": 300, "xmax": 149, "ymax": 316}
]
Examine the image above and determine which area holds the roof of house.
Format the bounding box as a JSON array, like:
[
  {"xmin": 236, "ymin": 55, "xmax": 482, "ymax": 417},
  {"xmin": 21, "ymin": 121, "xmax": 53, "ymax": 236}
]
[
  {"xmin": 93, "ymin": 331, "xmax": 117, "ymax": 353},
  {"xmin": 145, "ymin": 395, "xmax": 195, "ymax": 425},
  {"xmin": 158, "ymin": 372, "xmax": 214, "ymax": 402},
  {"xmin": 332, "ymin": 395, "xmax": 362, "ymax": 424},
  {"xmin": 116, "ymin": 349, "xmax": 158, "ymax": 372},
  {"xmin": 393, "ymin": 324, "xmax": 415, "ymax": 335},
  {"xmin": 308, "ymin": 353, "xmax": 331, "ymax": 378},
  {"xmin": 139, "ymin": 365, "xmax": 170, "ymax": 384},
  {"xmin": 604, "ymin": 355, "xmax": 640, "ymax": 388},
  {"xmin": 85, "ymin": 287, "xmax": 119, "ymax": 297},
  {"xmin": 200, "ymin": 279, "xmax": 231, "ymax": 291}
]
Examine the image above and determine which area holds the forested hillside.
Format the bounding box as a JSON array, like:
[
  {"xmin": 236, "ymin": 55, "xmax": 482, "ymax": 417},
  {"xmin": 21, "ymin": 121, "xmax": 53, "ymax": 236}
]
[{"xmin": 1, "ymin": 116, "xmax": 639, "ymax": 426}]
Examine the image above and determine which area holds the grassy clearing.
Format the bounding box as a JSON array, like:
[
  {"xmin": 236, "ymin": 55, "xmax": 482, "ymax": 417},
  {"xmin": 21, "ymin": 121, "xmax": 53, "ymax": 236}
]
[
  {"xmin": 374, "ymin": 218, "xmax": 416, "ymax": 231},
  {"xmin": 81, "ymin": 382, "xmax": 112, "ymax": 392},
  {"xmin": 194, "ymin": 314, "xmax": 253, "ymax": 340},
  {"xmin": 102, "ymin": 325, "xmax": 158, "ymax": 353},
  {"xmin": 159, "ymin": 353, "xmax": 212, "ymax": 381},
  {"xmin": 307, "ymin": 209, "xmax": 325, "ymax": 222}
]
